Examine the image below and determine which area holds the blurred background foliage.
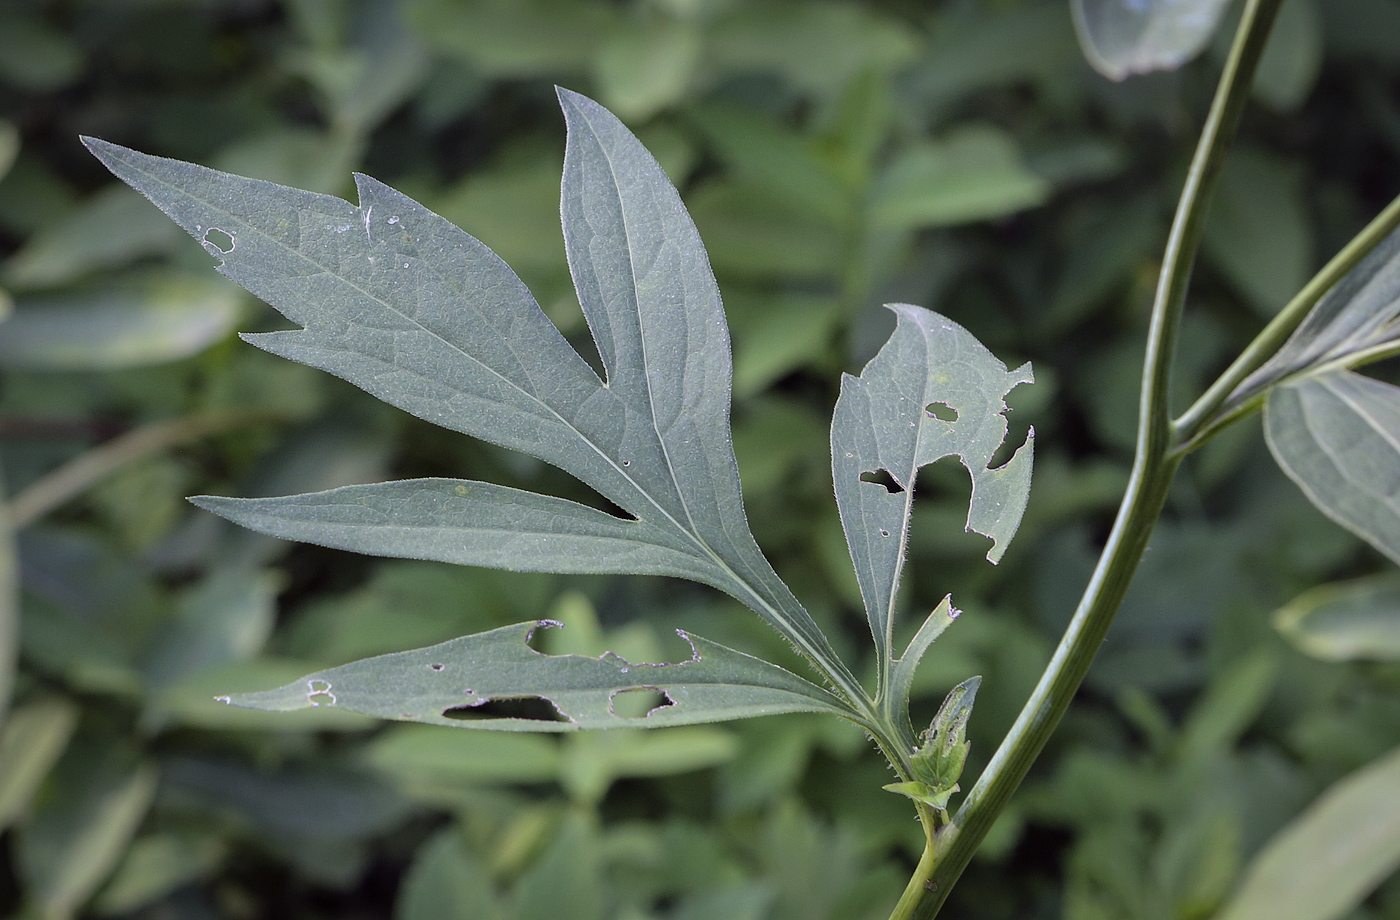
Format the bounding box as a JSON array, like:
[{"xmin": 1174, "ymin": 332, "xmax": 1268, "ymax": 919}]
[{"xmin": 0, "ymin": 0, "xmax": 1399, "ymax": 918}]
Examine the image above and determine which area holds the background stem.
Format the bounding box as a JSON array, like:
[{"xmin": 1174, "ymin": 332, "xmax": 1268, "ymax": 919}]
[
  {"xmin": 886, "ymin": 1, "xmax": 1284, "ymax": 914},
  {"xmin": 8, "ymin": 409, "xmax": 269, "ymax": 531}
]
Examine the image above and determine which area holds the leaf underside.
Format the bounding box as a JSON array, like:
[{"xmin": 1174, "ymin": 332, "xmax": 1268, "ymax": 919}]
[
  {"xmin": 83, "ymin": 88, "xmax": 857, "ymax": 702},
  {"xmin": 831, "ymin": 304, "xmax": 1032, "ymax": 669},
  {"xmin": 1266, "ymin": 370, "xmax": 1400, "ymax": 567},
  {"xmin": 223, "ymin": 622, "xmax": 851, "ymax": 731}
]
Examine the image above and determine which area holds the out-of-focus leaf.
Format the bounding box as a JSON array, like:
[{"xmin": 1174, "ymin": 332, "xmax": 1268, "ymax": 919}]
[
  {"xmin": 215, "ymin": 129, "xmax": 359, "ymax": 195},
  {"xmin": 908, "ymin": 5, "xmax": 1080, "ymax": 110},
  {"xmin": 224, "ymin": 621, "xmax": 852, "ymax": 730},
  {"xmin": 561, "ymin": 727, "xmax": 738, "ymax": 802},
  {"xmin": 512, "ymin": 813, "xmax": 604, "ymax": 920},
  {"xmin": 18, "ymin": 529, "xmax": 163, "ymax": 696},
  {"xmin": 687, "ymin": 182, "xmax": 845, "ymax": 279},
  {"xmin": 85, "ymin": 89, "xmax": 853, "ymax": 687},
  {"xmin": 1273, "ymin": 574, "xmax": 1400, "ymax": 661},
  {"xmin": 731, "ymin": 294, "xmax": 841, "ymax": 398},
  {"xmin": 1045, "ymin": 194, "xmax": 1161, "ymax": 333},
  {"xmin": 708, "ymin": 0, "xmax": 916, "ymax": 96},
  {"xmin": 1319, "ymin": 0, "xmax": 1400, "ymax": 64},
  {"xmin": 2, "ymin": 186, "xmax": 184, "ymax": 290},
  {"xmin": 1071, "ymin": 0, "xmax": 1235, "ymax": 80},
  {"xmin": 869, "ymin": 128, "xmax": 1049, "ymax": 231},
  {"xmin": 593, "ymin": 19, "xmax": 700, "ymax": 120},
  {"xmin": 672, "ymin": 885, "xmax": 774, "ymax": 920},
  {"xmin": 1177, "ymin": 651, "xmax": 1278, "ymax": 764},
  {"xmin": 287, "ymin": 0, "xmax": 427, "ymax": 137},
  {"xmin": 143, "ymin": 568, "xmax": 280, "ymax": 690},
  {"xmin": 18, "ymin": 758, "xmax": 159, "ymax": 920},
  {"xmin": 1265, "ymin": 371, "xmax": 1400, "ymax": 566},
  {"xmin": 1216, "ymin": 744, "xmax": 1400, "ymax": 920},
  {"xmin": 93, "ymin": 832, "xmax": 225, "ymax": 916},
  {"xmin": 366, "ymin": 724, "xmax": 562, "ymax": 784},
  {"xmin": 160, "ymin": 757, "xmax": 408, "ymax": 886},
  {"xmin": 0, "ymin": 7, "xmax": 82, "ymax": 91},
  {"xmin": 832, "ymin": 305, "xmax": 1032, "ymax": 668},
  {"xmin": 0, "ymin": 459, "xmax": 14, "ymax": 720},
  {"xmin": 0, "ymin": 698, "xmax": 77, "ymax": 830},
  {"xmin": 0, "ymin": 120, "xmax": 18, "ymax": 185},
  {"xmin": 432, "ymin": 151, "xmax": 566, "ymax": 284},
  {"xmin": 395, "ymin": 828, "xmax": 504, "ymax": 920},
  {"xmin": 408, "ymin": 0, "xmax": 615, "ymax": 76},
  {"xmin": 687, "ymin": 105, "xmax": 854, "ymax": 225},
  {"xmin": 1252, "ymin": 0, "xmax": 1322, "ymax": 112},
  {"xmin": 0, "ymin": 274, "xmax": 242, "ymax": 370},
  {"xmin": 162, "ymin": 756, "xmax": 409, "ymax": 846},
  {"xmin": 1202, "ymin": 148, "xmax": 1312, "ymax": 316}
]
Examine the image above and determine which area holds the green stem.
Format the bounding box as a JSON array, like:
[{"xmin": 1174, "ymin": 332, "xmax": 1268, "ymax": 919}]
[
  {"xmin": 885, "ymin": 1, "xmax": 1283, "ymax": 915},
  {"xmin": 1175, "ymin": 190, "xmax": 1400, "ymax": 446}
]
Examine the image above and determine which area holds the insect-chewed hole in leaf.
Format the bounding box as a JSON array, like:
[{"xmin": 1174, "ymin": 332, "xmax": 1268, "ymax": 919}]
[
  {"xmin": 202, "ymin": 227, "xmax": 235, "ymax": 253},
  {"xmin": 525, "ymin": 619, "xmax": 564, "ymax": 653},
  {"xmin": 442, "ymin": 696, "xmax": 569, "ymax": 723},
  {"xmin": 861, "ymin": 469, "xmax": 905, "ymax": 494},
  {"xmin": 925, "ymin": 401, "xmax": 958, "ymax": 422},
  {"xmin": 988, "ymin": 426, "xmax": 1030, "ymax": 470},
  {"xmin": 609, "ymin": 687, "xmax": 675, "ymax": 719}
]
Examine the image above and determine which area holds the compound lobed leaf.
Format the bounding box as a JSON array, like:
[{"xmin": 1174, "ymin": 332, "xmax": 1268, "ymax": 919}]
[
  {"xmin": 84, "ymin": 89, "xmax": 854, "ymax": 696},
  {"xmin": 1071, "ymin": 0, "xmax": 1235, "ymax": 81},
  {"xmin": 1273, "ymin": 573, "xmax": 1400, "ymax": 662},
  {"xmin": 224, "ymin": 621, "xmax": 853, "ymax": 731},
  {"xmin": 193, "ymin": 479, "xmax": 739, "ymax": 587},
  {"xmin": 831, "ymin": 305, "xmax": 1032, "ymax": 668},
  {"xmin": 1216, "ymin": 743, "xmax": 1400, "ymax": 920},
  {"xmin": 1266, "ymin": 370, "xmax": 1400, "ymax": 567}
]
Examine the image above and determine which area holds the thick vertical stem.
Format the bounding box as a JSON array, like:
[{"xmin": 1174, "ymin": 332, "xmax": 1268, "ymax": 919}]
[{"xmin": 885, "ymin": 1, "xmax": 1284, "ymax": 915}]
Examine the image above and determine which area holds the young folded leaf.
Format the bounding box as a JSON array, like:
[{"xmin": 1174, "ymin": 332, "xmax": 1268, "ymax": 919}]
[
  {"xmin": 83, "ymin": 88, "xmax": 861, "ymax": 705},
  {"xmin": 831, "ymin": 305, "xmax": 1032, "ymax": 682},
  {"xmin": 1266, "ymin": 370, "xmax": 1400, "ymax": 567},
  {"xmin": 223, "ymin": 622, "xmax": 853, "ymax": 731}
]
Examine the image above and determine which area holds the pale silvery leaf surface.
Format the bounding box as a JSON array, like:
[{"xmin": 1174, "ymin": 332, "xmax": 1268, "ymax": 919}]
[
  {"xmin": 1215, "ymin": 743, "xmax": 1400, "ymax": 920},
  {"xmin": 193, "ymin": 479, "xmax": 748, "ymax": 586},
  {"xmin": 83, "ymin": 89, "xmax": 853, "ymax": 694},
  {"xmin": 1265, "ymin": 370, "xmax": 1400, "ymax": 566},
  {"xmin": 225, "ymin": 621, "xmax": 852, "ymax": 731},
  {"xmin": 831, "ymin": 305, "xmax": 1033, "ymax": 669},
  {"xmin": 1071, "ymin": 0, "xmax": 1235, "ymax": 81},
  {"xmin": 1236, "ymin": 224, "xmax": 1400, "ymax": 399},
  {"xmin": 1273, "ymin": 574, "xmax": 1400, "ymax": 663}
]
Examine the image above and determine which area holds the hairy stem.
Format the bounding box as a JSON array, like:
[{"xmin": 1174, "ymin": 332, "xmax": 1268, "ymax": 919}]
[{"xmin": 886, "ymin": 1, "xmax": 1284, "ymax": 915}]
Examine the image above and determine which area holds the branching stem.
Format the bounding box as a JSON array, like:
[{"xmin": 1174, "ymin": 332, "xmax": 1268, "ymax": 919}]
[
  {"xmin": 1174, "ymin": 190, "xmax": 1400, "ymax": 449},
  {"xmin": 885, "ymin": 1, "xmax": 1283, "ymax": 915}
]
